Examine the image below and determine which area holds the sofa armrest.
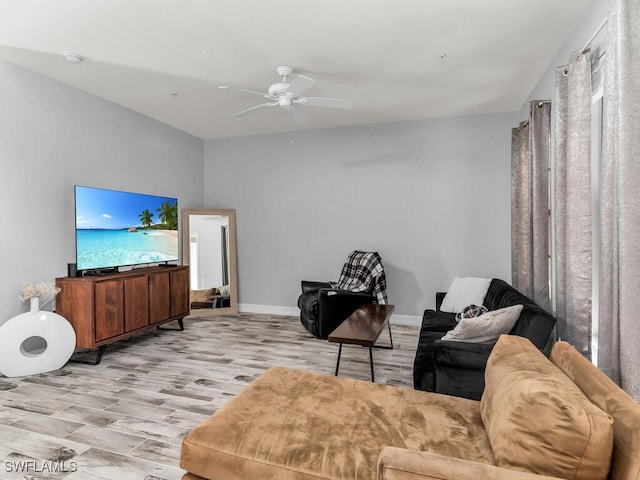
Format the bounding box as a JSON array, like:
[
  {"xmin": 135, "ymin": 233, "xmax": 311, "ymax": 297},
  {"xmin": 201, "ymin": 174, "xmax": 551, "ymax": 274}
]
[
  {"xmin": 319, "ymin": 288, "xmax": 375, "ymax": 300},
  {"xmin": 434, "ymin": 339, "xmax": 495, "ymax": 370},
  {"xmin": 435, "ymin": 292, "xmax": 446, "ymax": 311},
  {"xmin": 301, "ymin": 280, "xmax": 334, "ymax": 293},
  {"xmin": 377, "ymin": 447, "xmax": 561, "ymax": 480}
]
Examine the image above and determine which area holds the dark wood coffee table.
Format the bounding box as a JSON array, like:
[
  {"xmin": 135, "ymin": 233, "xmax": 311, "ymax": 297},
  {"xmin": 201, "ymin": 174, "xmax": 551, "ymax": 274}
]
[{"xmin": 328, "ymin": 303, "xmax": 395, "ymax": 382}]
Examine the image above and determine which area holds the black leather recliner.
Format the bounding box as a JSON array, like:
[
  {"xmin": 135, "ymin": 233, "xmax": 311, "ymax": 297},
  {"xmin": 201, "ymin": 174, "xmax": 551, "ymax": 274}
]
[
  {"xmin": 298, "ymin": 282, "xmax": 375, "ymax": 339},
  {"xmin": 297, "ymin": 251, "xmax": 387, "ymax": 339},
  {"xmin": 413, "ymin": 278, "xmax": 557, "ymax": 400}
]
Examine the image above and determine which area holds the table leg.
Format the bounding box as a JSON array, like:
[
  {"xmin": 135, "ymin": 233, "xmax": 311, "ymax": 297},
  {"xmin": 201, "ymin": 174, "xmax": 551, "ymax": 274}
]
[
  {"xmin": 369, "ymin": 346, "xmax": 375, "ymax": 382},
  {"xmin": 335, "ymin": 343, "xmax": 343, "ymax": 376},
  {"xmin": 372, "ymin": 321, "xmax": 394, "ymax": 350}
]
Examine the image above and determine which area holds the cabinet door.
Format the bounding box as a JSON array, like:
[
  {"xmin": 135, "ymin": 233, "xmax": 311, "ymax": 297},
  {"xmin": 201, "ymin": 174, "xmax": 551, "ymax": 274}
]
[
  {"xmin": 149, "ymin": 272, "xmax": 170, "ymax": 324},
  {"xmin": 124, "ymin": 275, "xmax": 149, "ymax": 332},
  {"xmin": 95, "ymin": 279, "xmax": 124, "ymax": 341},
  {"xmin": 55, "ymin": 279, "xmax": 93, "ymax": 348},
  {"xmin": 170, "ymin": 268, "xmax": 189, "ymax": 317}
]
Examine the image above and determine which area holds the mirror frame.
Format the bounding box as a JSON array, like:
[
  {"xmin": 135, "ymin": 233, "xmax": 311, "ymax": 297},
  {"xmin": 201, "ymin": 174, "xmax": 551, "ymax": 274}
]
[{"xmin": 182, "ymin": 208, "xmax": 238, "ymax": 315}]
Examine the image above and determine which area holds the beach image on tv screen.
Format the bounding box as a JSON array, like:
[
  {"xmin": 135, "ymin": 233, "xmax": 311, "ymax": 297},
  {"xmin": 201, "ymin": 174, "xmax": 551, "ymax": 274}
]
[{"xmin": 75, "ymin": 186, "xmax": 179, "ymax": 271}]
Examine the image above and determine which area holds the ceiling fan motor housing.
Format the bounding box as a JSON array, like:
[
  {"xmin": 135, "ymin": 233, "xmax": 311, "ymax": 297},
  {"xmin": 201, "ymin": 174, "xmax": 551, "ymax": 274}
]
[
  {"xmin": 268, "ymin": 81, "xmax": 295, "ymax": 108},
  {"xmin": 268, "ymin": 82, "xmax": 291, "ymax": 97}
]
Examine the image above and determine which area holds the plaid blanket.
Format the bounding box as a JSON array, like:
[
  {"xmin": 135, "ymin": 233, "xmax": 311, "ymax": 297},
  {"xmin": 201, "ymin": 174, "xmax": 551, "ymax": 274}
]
[{"xmin": 333, "ymin": 251, "xmax": 387, "ymax": 304}]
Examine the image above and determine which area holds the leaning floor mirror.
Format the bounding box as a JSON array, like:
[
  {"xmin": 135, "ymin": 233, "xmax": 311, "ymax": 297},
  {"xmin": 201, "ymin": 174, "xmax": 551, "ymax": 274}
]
[{"xmin": 182, "ymin": 209, "xmax": 238, "ymax": 315}]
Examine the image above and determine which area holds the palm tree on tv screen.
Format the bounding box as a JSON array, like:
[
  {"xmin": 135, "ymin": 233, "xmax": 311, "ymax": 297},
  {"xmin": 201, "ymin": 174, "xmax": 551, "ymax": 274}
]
[
  {"xmin": 139, "ymin": 209, "xmax": 154, "ymax": 227},
  {"xmin": 157, "ymin": 201, "xmax": 178, "ymax": 230}
]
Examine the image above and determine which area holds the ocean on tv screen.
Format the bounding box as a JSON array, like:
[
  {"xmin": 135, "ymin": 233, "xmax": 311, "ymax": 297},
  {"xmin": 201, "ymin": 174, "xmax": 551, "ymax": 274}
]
[{"xmin": 76, "ymin": 228, "xmax": 178, "ymax": 271}]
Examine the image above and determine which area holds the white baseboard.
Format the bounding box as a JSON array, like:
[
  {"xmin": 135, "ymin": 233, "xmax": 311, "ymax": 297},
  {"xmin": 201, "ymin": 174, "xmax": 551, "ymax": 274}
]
[
  {"xmin": 238, "ymin": 304, "xmax": 300, "ymax": 316},
  {"xmin": 238, "ymin": 303, "xmax": 421, "ymax": 326},
  {"xmin": 390, "ymin": 314, "xmax": 421, "ymax": 326}
]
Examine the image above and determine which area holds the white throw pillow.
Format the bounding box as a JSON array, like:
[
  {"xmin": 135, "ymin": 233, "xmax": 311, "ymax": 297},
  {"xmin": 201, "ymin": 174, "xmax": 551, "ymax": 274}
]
[
  {"xmin": 439, "ymin": 277, "xmax": 492, "ymax": 313},
  {"xmin": 441, "ymin": 304, "xmax": 524, "ymax": 343}
]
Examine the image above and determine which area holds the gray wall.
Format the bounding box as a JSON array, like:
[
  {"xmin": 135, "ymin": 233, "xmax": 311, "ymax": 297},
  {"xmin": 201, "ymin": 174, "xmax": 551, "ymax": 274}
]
[
  {"xmin": 0, "ymin": 61, "xmax": 204, "ymax": 321},
  {"xmin": 204, "ymin": 113, "xmax": 516, "ymax": 319}
]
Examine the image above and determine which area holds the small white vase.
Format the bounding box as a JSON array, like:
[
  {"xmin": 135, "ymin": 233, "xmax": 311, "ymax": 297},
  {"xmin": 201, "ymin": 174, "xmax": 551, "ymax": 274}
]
[{"xmin": 0, "ymin": 296, "xmax": 76, "ymax": 377}]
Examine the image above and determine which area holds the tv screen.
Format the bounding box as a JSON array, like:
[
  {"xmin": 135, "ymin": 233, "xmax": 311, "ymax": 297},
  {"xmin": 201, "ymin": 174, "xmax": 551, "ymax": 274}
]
[{"xmin": 75, "ymin": 185, "xmax": 179, "ymax": 272}]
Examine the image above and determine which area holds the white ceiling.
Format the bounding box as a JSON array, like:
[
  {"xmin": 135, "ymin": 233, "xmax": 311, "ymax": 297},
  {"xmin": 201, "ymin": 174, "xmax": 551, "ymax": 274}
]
[{"xmin": 0, "ymin": 0, "xmax": 591, "ymax": 140}]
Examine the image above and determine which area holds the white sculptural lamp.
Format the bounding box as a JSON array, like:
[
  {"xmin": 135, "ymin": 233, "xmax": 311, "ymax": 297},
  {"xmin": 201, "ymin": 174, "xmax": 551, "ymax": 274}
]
[{"xmin": 0, "ymin": 296, "xmax": 76, "ymax": 377}]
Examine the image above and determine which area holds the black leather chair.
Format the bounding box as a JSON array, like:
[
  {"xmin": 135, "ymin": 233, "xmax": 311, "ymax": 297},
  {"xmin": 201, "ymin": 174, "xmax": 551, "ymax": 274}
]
[
  {"xmin": 297, "ymin": 251, "xmax": 387, "ymax": 339},
  {"xmin": 413, "ymin": 279, "xmax": 556, "ymax": 400}
]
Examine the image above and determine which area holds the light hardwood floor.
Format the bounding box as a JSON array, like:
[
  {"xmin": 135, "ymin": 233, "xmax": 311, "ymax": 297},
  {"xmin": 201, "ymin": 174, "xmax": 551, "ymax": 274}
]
[{"xmin": 0, "ymin": 312, "xmax": 420, "ymax": 480}]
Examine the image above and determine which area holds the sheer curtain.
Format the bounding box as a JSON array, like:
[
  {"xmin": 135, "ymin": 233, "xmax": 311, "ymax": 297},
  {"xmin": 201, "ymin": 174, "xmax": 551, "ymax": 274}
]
[
  {"xmin": 599, "ymin": 0, "xmax": 640, "ymax": 399},
  {"xmin": 554, "ymin": 51, "xmax": 593, "ymax": 358},
  {"xmin": 511, "ymin": 101, "xmax": 551, "ymax": 312}
]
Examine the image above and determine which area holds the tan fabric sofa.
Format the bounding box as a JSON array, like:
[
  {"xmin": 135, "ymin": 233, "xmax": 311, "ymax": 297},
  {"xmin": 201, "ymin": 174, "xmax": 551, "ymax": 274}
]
[{"xmin": 180, "ymin": 335, "xmax": 640, "ymax": 480}]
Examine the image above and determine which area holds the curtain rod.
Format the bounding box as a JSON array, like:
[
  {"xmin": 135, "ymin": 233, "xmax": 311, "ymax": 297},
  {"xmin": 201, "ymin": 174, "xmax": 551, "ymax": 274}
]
[{"xmin": 576, "ymin": 18, "xmax": 607, "ymax": 60}]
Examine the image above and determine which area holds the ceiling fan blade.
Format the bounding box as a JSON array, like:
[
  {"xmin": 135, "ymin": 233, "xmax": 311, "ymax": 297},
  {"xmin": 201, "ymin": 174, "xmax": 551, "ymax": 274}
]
[
  {"xmin": 219, "ymin": 85, "xmax": 271, "ymax": 99},
  {"xmin": 295, "ymin": 96, "xmax": 353, "ymax": 109},
  {"xmin": 232, "ymin": 101, "xmax": 278, "ymax": 118},
  {"xmin": 286, "ymin": 75, "xmax": 315, "ymax": 97},
  {"xmin": 288, "ymin": 106, "xmax": 309, "ymax": 124}
]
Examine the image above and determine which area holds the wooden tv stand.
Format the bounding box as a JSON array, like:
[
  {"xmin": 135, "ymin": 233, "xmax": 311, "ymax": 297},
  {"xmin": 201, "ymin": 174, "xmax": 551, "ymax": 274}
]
[{"xmin": 55, "ymin": 266, "xmax": 189, "ymax": 364}]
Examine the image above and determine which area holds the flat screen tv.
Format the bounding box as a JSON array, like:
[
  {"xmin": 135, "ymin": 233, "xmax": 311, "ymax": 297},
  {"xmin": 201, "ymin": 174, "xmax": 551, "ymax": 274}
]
[{"xmin": 75, "ymin": 185, "xmax": 179, "ymax": 274}]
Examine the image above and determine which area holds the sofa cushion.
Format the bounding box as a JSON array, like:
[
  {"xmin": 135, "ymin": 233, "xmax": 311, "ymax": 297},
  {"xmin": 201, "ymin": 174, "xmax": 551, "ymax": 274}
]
[
  {"xmin": 481, "ymin": 335, "xmax": 614, "ymax": 480},
  {"xmin": 550, "ymin": 341, "xmax": 640, "ymax": 480},
  {"xmin": 190, "ymin": 287, "xmax": 218, "ymax": 303},
  {"xmin": 181, "ymin": 367, "xmax": 495, "ymax": 480},
  {"xmin": 440, "ymin": 277, "xmax": 491, "ymax": 313},
  {"xmin": 481, "ymin": 278, "xmax": 537, "ymax": 311},
  {"xmin": 442, "ymin": 304, "xmax": 523, "ymax": 343},
  {"xmin": 377, "ymin": 448, "xmax": 561, "ymax": 480}
]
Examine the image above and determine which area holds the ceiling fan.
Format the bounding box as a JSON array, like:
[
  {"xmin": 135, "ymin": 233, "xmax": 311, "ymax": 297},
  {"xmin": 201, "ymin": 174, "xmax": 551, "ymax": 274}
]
[{"xmin": 219, "ymin": 66, "xmax": 353, "ymax": 123}]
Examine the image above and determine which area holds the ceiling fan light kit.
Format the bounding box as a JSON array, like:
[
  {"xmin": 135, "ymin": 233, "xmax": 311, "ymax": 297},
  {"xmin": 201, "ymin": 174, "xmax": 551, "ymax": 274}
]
[{"xmin": 219, "ymin": 66, "xmax": 352, "ymax": 123}]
